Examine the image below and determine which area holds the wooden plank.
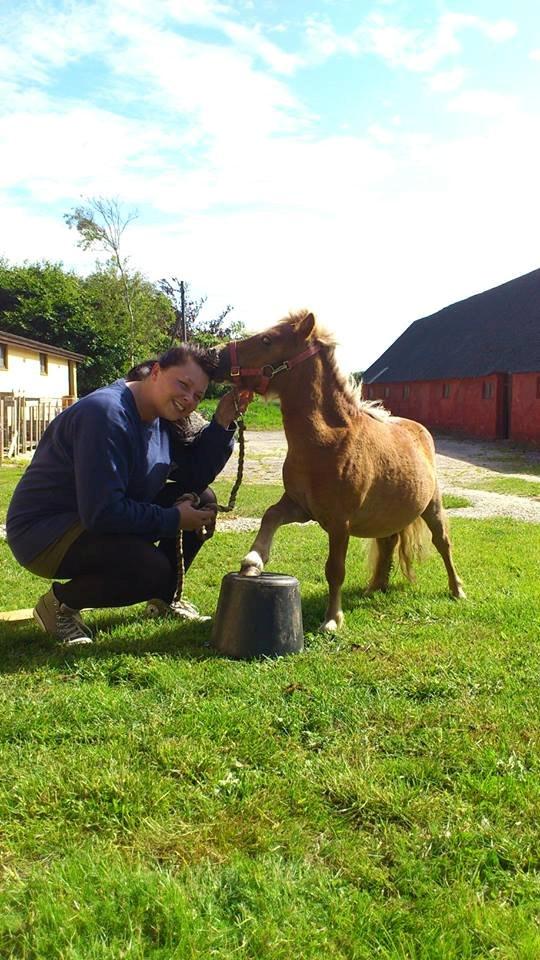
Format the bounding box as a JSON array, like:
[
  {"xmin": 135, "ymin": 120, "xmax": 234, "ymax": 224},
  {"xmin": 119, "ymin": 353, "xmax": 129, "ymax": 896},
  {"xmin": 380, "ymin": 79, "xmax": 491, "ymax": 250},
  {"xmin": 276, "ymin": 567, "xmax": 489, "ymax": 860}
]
[{"xmin": 0, "ymin": 609, "xmax": 34, "ymax": 623}]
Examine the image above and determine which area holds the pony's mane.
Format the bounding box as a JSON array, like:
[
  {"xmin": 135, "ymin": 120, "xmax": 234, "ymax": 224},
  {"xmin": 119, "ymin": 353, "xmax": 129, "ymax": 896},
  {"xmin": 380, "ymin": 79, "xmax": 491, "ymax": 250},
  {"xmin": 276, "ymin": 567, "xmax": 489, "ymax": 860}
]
[{"xmin": 283, "ymin": 311, "xmax": 392, "ymax": 422}]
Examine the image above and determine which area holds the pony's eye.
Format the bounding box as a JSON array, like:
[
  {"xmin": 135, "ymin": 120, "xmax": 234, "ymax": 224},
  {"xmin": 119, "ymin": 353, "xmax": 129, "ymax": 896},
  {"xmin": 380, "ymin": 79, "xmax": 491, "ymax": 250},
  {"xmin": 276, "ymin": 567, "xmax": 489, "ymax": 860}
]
[{"xmin": 261, "ymin": 335, "xmax": 272, "ymax": 346}]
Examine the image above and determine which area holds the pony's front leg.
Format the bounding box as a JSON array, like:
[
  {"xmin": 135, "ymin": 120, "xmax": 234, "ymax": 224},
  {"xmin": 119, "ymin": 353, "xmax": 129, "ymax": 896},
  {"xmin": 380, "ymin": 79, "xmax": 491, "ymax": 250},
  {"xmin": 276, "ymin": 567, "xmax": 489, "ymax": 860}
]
[
  {"xmin": 321, "ymin": 526, "xmax": 350, "ymax": 631},
  {"xmin": 240, "ymin": 494, "xmax": 310, "ymax": 576}
]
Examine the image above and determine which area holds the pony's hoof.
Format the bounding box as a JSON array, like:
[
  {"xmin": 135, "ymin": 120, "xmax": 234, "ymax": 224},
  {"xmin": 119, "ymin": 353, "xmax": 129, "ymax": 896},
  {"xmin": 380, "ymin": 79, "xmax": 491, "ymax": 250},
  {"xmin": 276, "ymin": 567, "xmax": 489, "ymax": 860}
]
[
  {"xmin": 364, "ymin": 583, "xmax": 388, "ymax": 596},
  {"xmin": 452, "ymin": 586, "xmax": 467, "ymax": 600},
  {"xmin": 240, "ymin": 565, "xmax": 262, "ymax": 577},
  {"xmin": 240, "ymin": 551, "xmax": 263, "ymax": 577},
  {"xmin": 319, "ymin": 612, "xmax": 344, "ymax": 632}
]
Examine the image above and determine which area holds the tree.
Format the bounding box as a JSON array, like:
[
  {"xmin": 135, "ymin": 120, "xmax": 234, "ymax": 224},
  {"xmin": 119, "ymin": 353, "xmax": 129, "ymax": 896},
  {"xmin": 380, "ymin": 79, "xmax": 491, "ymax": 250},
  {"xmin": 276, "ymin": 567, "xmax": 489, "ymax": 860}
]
[
  {"xmin": 0, "ymin": 259, "xmax": 90, "ymax": 346},
  {"xmin": 83, "ymin": 264, "xmax": 175, "ymax": 369},
  {"xmin": 64, "ymin": 197, "xmax": 140, "ymax": 364},
  {"xmin": 0, "ymin": 259, "xmax": 129, "ymax": 394},
  {"xmin": 158, "ymin": 277, "xmax": 244, "ymax": 348},
  {"xmin": 158, "ymin": 278, "xmax": 245, "ymax": 396},
  {"xmin": 0, "ymin": 259, "xmax": 175, "ymax": 394}
]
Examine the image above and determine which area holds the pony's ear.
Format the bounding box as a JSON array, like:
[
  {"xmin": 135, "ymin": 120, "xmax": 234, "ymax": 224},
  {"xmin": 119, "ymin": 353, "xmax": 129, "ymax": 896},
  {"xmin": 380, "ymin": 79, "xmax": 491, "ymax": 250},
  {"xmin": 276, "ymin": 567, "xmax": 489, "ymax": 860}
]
[{"xmin": 296, "ymin": 311, "xmax": 316, "ymax": 340}]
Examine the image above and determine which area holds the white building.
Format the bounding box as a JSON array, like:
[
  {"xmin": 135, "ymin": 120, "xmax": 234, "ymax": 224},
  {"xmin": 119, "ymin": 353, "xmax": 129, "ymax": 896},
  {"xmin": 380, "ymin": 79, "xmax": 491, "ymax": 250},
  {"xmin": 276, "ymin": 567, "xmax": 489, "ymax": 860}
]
[{"xmin": 0, "ymin": 330, "xmax": 85, "ymax": 459}]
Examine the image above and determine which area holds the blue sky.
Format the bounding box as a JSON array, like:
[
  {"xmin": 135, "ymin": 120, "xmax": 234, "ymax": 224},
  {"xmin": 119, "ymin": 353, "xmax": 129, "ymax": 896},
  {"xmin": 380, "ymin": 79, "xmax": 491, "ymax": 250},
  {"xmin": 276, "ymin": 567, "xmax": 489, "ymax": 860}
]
[{"xmin": 1, "ymin": 0, "xmax": 540, "ymax": 370}]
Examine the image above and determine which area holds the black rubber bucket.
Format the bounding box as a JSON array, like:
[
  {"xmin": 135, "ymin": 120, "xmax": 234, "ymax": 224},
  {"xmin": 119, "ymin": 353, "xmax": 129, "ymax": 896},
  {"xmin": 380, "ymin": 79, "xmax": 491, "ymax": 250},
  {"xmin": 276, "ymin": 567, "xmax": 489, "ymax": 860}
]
[{"xmin": 212, "ymin": 572, "xmax": 304, "ymax": 660}]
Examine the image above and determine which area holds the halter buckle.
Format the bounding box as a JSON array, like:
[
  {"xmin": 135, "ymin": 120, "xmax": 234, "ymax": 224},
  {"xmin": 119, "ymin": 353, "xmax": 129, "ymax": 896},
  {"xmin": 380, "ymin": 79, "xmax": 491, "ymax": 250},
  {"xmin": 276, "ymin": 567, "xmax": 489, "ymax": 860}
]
[{"xmin": 231, "ymin": 366, "xmax": 241, "ymax": 378}]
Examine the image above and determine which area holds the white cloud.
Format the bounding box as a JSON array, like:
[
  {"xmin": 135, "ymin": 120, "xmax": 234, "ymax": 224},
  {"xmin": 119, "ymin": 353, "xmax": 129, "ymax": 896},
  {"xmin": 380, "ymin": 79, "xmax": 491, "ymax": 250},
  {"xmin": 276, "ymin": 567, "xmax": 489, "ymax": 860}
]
[
  {"xmin": 103, "ymin": 15, "xmax": 306, "ymax": 145},
  {"xmin": 0, "ymin": 105, "xmax": 186, "ymax": 203},
  {"xmin": 447, "ymin": 89, "xmax": 518, "ymax": 117},
  {"xmin": 304, "ymin": 16, "xmax": 360, "ymax": 59},
  {"xmin": 482, "ymin": 19, "xmax": 518, "ymax": 42},
  {"xmin": 303, "ymin": 11, "xmax": 518, "ymax": 74},
  {"xmin": 165, "ymin": 0, "xmax": 232, "ymax": 21},
  {"xmin": 218, "ymin": 21, "xmax": 301, "ymax": 74},
  {"xmin": 367, "ymin": 124, "xmax": 396, "ymax": 145},
  {"xmin": 428, "ymin": 67, "xmax": 467, "ymax": 93},
  {"xmin": 0, "ymin": 2, "xmax": 110, "ymax": 85},
  {"xmin": 530, "ymin": 49, "xmax": 540, "ymax": 61},
  {"xmin": 364, "ymin": 13, "xmax": 517, "ymax": 73}
]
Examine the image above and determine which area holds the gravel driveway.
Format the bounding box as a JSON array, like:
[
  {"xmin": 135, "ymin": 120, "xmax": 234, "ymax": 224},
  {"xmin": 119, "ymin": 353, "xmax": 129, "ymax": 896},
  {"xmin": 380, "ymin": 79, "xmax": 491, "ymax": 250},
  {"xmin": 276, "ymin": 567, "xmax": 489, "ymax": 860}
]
[
  {"xmin": 2, "ymin": 431, "xmax": 536, "ymax": 543},
  {"xmin": 218, "ymin": 430, "xmax": 540, "ymax": 528}
]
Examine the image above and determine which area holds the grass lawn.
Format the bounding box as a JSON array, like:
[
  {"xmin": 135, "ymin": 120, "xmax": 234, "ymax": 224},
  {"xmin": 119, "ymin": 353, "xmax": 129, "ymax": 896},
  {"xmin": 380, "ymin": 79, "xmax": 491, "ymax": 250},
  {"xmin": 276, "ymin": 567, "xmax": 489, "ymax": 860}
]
[
  {"xmin": 441, "ymin": 493, "xmax": 472, "ymax": 510},
  {"xmin": 1, "ymin": 467, "xmax": 540, "ymax": 958}
]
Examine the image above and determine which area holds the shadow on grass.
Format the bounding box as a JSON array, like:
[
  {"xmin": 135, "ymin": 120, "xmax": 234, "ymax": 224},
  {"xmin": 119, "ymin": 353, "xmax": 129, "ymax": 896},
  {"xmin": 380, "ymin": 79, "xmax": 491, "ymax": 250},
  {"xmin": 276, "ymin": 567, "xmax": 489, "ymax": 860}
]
[
  {"xmin": 0, "ymin": 574, "xmax": 455, "ymax": 676},
  {"xmin": 0, "ymin": 609, "xmax": 217, "ymax": 675},
  {"xmin": 433, "ymin": 432, "xmax": 540, "ymax": 476},
  {"xmin": 0, "ymin": 586, "xmax": 336, "ymax": 675}
]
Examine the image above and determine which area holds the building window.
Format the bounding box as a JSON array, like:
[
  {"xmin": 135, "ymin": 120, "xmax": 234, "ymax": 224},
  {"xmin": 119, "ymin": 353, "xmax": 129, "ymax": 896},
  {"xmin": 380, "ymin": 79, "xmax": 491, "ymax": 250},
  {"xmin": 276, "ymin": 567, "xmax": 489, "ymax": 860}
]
[
  {"xmin": 402, "ymin": 384, "xmax": 410, "ymax": 399},
  {"xmin": 368, "ymin": 386, "xmax": 374, "ymax": 399},
  {"xmin": 442, "ymin": 383, "xmax": 450, "ymax": 398},
  {"xmin": 536, "ymin": 376, "xmax": 540, "ymax": 399},
  {"xmin": 39, "ymin": 352, "xmax": 48, "ymax": 375},
  {"xmin": 0, "ymin": 344, "xmax": 7, "ymax": 369},
  {"xmin": 384, "ymin": 386, "xmax": 390, "ymax": 399},
  {"xmin": 482, "ymin": 381, "xmax": 493, "ymax": 400}
]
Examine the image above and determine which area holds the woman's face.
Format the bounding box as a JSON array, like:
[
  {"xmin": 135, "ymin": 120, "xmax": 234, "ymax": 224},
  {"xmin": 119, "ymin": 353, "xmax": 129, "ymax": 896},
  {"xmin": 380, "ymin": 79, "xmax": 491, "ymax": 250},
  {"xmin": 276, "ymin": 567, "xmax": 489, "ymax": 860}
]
[{"xmin": 151, "ymin": 358, "xmax": 209, "ymax": 421}]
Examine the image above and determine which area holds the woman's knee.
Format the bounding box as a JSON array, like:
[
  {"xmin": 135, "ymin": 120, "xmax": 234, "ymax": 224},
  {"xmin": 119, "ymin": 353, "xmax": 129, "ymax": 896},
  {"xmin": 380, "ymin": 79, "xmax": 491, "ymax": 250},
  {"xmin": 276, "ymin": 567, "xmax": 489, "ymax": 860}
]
[{"xmin": 198, "ymin": 486, "xmax": 217, "ymax": 508}]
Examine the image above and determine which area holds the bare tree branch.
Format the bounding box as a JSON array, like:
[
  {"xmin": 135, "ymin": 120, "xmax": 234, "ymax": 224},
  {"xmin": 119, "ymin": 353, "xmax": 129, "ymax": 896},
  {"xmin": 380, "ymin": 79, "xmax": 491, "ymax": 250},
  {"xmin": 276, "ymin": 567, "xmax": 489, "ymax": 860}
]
[{"xmin": 64, "ymin": 197, "xmax": 139, "ymax": 363}]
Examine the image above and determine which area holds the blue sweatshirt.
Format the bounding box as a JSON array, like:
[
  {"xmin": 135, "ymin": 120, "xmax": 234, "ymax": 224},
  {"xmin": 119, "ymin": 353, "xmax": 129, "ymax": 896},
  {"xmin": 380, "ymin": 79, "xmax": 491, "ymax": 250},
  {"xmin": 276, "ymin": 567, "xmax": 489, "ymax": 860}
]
[{"xmin": 6, "ymin": 379, "xmax": 235, "ymax": 566}]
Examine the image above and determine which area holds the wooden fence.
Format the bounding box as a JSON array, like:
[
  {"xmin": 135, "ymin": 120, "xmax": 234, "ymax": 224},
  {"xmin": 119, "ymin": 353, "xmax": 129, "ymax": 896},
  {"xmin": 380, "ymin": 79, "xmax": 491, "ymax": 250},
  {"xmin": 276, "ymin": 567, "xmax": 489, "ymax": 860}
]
[{"xmin": 0, "ymin": 395, "xmax": 69, "ymax": 462}]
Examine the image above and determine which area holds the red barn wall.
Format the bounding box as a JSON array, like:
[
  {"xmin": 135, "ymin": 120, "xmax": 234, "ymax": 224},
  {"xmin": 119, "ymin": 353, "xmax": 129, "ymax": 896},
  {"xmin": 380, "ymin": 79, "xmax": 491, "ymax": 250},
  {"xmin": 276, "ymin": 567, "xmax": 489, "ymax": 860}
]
[
  {"xmin": 510, "ymin": 372, "xmax": 540, "ymax": 445},
  {"xmin": 364, "ymin": 375, "xmax": 502, "ymax": 440}
]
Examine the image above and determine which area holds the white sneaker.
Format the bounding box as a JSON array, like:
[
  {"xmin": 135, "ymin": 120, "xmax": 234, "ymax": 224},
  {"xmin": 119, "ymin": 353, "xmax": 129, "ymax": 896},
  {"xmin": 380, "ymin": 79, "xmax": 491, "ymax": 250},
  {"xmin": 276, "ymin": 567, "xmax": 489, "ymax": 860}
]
[
  {"xmin": 33, "ymin": 587, "xmax": 93, "ymax": 646},
  {"xmin": 145, "ymin": 598, "xmax": 211, "ymax": 622}
]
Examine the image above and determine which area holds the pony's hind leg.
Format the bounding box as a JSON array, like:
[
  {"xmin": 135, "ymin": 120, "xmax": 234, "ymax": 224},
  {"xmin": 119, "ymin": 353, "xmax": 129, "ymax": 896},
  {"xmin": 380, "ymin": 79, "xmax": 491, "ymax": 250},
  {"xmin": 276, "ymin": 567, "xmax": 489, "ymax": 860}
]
[
  {"xmin": 422, "ymin": 492, "xmax": 466, "ymax": 599},
  {"xmin": 240, "ymin": 493, "xmax": 310, "ymax": 576},
  {"xmin": 365, "ymin": 533, "xmax": 399, "ymax": 594}
]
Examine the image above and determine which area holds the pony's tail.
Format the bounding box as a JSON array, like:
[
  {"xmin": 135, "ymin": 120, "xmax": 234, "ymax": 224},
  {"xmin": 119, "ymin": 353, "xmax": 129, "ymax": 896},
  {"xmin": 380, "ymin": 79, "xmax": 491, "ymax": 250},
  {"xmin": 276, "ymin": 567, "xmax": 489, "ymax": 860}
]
[{"xmin": 397, "ymin": 517, "xmax": 432, "ymax": 581}]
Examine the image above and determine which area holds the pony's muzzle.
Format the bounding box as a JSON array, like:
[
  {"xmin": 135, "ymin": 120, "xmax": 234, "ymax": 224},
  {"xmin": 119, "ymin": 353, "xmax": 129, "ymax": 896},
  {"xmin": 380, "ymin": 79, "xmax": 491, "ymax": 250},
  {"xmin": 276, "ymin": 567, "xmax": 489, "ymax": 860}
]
[{"xmin": 208, "ymin": 345, "xmax": 230, "ymax": 382}]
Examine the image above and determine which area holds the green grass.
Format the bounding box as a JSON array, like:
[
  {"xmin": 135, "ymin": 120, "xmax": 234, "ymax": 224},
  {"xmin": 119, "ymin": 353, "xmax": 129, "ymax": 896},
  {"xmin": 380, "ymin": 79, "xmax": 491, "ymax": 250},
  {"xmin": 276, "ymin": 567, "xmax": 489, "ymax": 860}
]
[
  {"xmin": 213, "ymin": 480, "xmax": 284, "ymax": 516},
  {"xmin": 0, "ymin": 464, "xmax": 26, "ymax": 516},
  {"xmin": 1, "ymin": 468, "xmax": 540, "ymax": 958},
  {"xmin": 442, "ymin": 493, "xmax": 472, "ymax": 509},
  {"xmin": 467, "ymin": 477, "xmax": 540, "ymax": 499},
  {"xmin": 199, "ymin": 396, "xmax": 283, "ymax": 430},
  {"xmin": 215, "ymin": 485, "xmax": 472, "ymax": 516}
]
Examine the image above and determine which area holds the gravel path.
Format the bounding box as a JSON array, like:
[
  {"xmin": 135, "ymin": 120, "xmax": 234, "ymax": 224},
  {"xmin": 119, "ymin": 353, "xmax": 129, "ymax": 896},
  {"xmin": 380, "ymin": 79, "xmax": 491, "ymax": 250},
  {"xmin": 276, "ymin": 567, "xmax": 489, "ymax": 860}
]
[
  {"xmin": 434, "ymin": 435, "xmax": 540, "ymax": 523},
  {"xmin": 2, "ymin": 433, "xmax": 537, "ymax": 543},
  {"xmin": 218, "ymin": 430, "xmax": 540, "ymax": 527}
]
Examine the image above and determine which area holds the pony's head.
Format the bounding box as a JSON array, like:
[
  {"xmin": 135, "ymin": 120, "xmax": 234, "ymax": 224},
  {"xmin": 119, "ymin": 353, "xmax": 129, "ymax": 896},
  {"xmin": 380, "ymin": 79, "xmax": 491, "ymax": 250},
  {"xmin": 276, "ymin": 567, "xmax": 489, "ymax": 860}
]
[{"xmin": 213, "ymin": 311, "xmax": 324, "ymax": 394}]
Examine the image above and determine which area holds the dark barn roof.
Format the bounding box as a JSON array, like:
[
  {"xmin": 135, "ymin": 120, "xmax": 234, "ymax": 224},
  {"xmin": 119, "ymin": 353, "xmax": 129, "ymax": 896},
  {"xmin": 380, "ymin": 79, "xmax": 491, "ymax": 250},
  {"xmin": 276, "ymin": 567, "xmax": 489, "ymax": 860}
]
[{"xmin": 363, "ymin": 268, "xmax": 540, "ymax": 383}]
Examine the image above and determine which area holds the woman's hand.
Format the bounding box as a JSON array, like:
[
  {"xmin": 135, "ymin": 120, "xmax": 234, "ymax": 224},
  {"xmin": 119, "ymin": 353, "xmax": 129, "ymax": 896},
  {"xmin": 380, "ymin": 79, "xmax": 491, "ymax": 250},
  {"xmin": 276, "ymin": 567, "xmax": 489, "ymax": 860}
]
[
  {"xmin": 213, "ymin": 388, "xmax": 253, "ymax": 429},
  {"xmin": 176, "ymin": 500, "xmax": 216, "ymax": 531}
]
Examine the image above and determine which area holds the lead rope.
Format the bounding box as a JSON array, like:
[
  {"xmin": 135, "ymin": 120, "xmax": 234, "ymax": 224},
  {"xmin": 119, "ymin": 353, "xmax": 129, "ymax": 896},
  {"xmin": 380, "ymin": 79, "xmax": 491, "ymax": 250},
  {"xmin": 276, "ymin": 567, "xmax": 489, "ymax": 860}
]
[
  {"xmin": 172, "ymin": 416, "xmax": 246, "ymax": 605},
  {"xmin": 217, "ymin": 415, "xmax": 246, "ymax": 514}
]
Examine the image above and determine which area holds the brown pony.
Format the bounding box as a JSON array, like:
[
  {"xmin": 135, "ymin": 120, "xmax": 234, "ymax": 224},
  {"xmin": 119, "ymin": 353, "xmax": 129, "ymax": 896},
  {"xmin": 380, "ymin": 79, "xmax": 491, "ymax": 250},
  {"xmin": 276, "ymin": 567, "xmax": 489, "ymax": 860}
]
[{"xmin": 215, "ymin": 311, "xmax": 465, "ymax": 630}]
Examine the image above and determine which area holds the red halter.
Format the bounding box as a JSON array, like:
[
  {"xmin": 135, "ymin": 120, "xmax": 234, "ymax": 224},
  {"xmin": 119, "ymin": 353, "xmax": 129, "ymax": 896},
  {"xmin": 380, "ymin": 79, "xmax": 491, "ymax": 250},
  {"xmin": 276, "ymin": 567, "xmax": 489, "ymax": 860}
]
[{"xmin": 228, "ymin": 340, "xmax": 321, "ymax": 395}]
